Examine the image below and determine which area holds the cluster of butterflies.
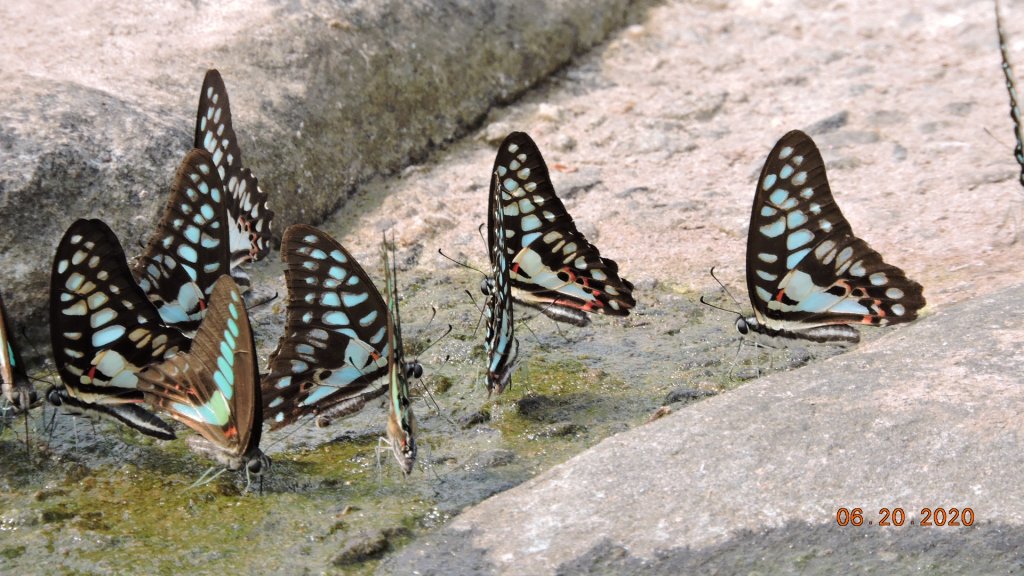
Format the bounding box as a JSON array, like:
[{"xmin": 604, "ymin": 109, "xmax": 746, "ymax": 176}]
[{"xmin": 2, "ymin": 66, "xmax": 934, "ymax": 489}]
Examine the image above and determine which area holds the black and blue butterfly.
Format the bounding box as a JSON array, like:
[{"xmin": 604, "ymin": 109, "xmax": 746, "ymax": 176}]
[
  {"xmin": 736, "ymin": 130, "xmax": 926, "ymax": 343},
  {"xmin": 380, "ymin": 234, "xmax": 418, "ymax": 475},
  {"xmin": 194, "ymin": 69, "xmax": 274, "ymax": 276},
  {"xmin": 486, "ymin": 132, "xmax": 636, "ymax": 328},
  {"xmin": 262, "ymin": 225, "xmax": 418, "ymax": 474},
  {"xmin": 49, "ymin": 219, "xmax": 189, "ymax": 439},
  {"xmin": 136, "ymin": 275, "xmax": 269, "ymax": 476}
]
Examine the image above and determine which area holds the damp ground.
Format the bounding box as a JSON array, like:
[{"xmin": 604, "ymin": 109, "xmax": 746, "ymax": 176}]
[{"xmin": 0, "ymin": 267, "xmax": 858, "ymax": 575}]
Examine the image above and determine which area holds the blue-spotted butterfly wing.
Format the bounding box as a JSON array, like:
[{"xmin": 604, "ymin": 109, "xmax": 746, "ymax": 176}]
[
  {"xmin": 194, "ymin": 69, "xmax": 274, "ymax": 276},
  {"xmin": 133, "ymin": 148, "xmax": 231, "ymax": 331},
  {"xmin": 489, "ymin": 132, "xmax": 636, "ymax": 326},
  {"xmin": 137, "ymin": 275, "xmax": 268, "ymax": 473},
  {"xmin": 49, "ymin": 219, "xmax": 187, "ymax": 439},
  {"xmin": 262, "ymin": 225, "xmax": 389, "ymax": 430},
  {"xmin": 484, "ymin": 175, "xmax": 519, "ymax": 395},
  {"xmin": 745, "ymin": 130, "xmax": 926, "ymax": 342},
  {"xmin": 0, "ymin": 293, "xmax": 36, "ymax": 413},
  {"xmin": 381, "ymin": 237, "xmax": 416, "ymax": 474},
  {"xmin": 997, "ymin": 0, "xmax": 1024, "ymax": 189}
]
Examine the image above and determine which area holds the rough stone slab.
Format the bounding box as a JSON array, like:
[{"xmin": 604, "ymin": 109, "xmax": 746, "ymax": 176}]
[
  {"xmin": 382, "ymin": 283, "xmax": 1024, "ymax": 574},
  {"xmin": 0, "ymin": 0, "xmax": 653, "ymax": 331}
]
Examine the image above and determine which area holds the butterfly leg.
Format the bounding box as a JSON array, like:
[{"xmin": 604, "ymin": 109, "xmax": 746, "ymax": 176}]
[
  {"xmin": 187, "ymin": 466, "xmax": 227, "ymax": 491},
  {"xmin": 22, "ymin": 410, "xmax": 31, "ymax": 458},
  {"xmin": 375, "ymin": 436, "xmax": 389, "ymax": 484},
  {"xmin": 45, "ymin": 404, "xmax": 60, "ymax": 445}
]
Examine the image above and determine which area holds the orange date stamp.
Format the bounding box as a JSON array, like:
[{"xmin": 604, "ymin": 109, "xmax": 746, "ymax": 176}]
[{"xmin": 835, "ymin": 507, "xmax": 975, "ymax": 527}]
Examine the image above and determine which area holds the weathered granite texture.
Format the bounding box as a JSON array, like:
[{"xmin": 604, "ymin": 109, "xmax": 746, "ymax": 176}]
[
  {"xmin": 382, "ymin": 283, "xmax": 1024, "ymax": 574},
  {"xmin": 0, "ymin": 0, "xmax": 653, "ymax": 337}
]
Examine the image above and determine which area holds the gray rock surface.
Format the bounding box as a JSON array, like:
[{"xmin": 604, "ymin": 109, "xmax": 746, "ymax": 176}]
[
  {"xmin": 0, "ymin": 0, "xmax": 652, "ymax": 333},
  {"xmin": 382, "ymin": 283, "xmax": 1024, "ymax": 574}
]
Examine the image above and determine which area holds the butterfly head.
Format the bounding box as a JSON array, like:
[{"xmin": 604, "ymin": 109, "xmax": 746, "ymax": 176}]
[
  {"xmin": 46, "ymin": 386, "xmax": 66, "ymax": 407},
  {"xmin": 480, "ymin": 278, "xmax": 494, "ymax": 296},
  {"xmin": 405, "ymin": 360, "xmax": 423, "ymax": 380},
  {"xmin": 735, "ymin": 316, "xmax": 755, "ymax": 335},
  {"xmin": 246, "ymin": 451, "xmax": 272, "ymax": 477}
]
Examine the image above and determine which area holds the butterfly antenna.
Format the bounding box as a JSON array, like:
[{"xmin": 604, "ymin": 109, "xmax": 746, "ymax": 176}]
[
  {"xmin": 245, "ymin": 291, "xmax": 279, "ymax": 312},
  {"xmin": 45, "ymin": 402, "xmax": 60, "ymax": 442},
  {"xmin": 261, "ymin": 418, "xmax": 310, "ymax": 450},
  {"xmin": 467, "ymin": 290, "xmax": 489, "ymax": 338},
  {"xmin": 477, "ymin": 222, "xmax": 488, "ymax": 246},
  {"xmin": 419, "ymin": 382, "xmax": 453, "ymax": 425},
  {"xmin": 437, "ymin": 249, "xmax": 488, "ymax": 278},
  {"xmin": 418, "ymin": 323, "xmax": 454, "ymax": 357},
  {"xmin": 984, "ymin": 126, "xmax": 1011, "ymax": 149},
  {"xmin": 187, "ymin": 466, "xmax": 227, "ymax": 490},
  {"xmin": 709, "ymin": 267, "xmax": 744, "ymax": 308},
  {"xmin": 699, "ymin": 295, "xmax": 744, "ymax": 317},
  {"xmin": 414, "ymin": 364, "xmax": 457, "ymax": 427}
]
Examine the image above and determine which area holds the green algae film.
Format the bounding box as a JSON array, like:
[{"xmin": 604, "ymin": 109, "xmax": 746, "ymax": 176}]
[{"xmin": 0, "ymin": 262, "xmax": 842, "ymax": 574}]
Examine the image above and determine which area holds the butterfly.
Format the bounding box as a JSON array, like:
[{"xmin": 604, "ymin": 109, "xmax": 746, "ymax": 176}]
[
  {"xmin": 483, "ymin": 174, "xmax": 519, "ymax": 395},
  {"xmin": 133, "ymin": 148, "xmax": 232, "ymax": 331},
  {"xmin": 487, "ymin": 132, "xmax": 636, "ymax": 327},
  {"xmin": 996, "ymin": 0, "xmax": 1024, "ymax": 189},
  {"xmin": 736, "ymin": 130, "xmax": 926, "ymax": 343},
  {"xmin": 194, "ymin": 69, "xmax": 274, "ymax": 279},
  {"xmin": 260, "ymin": 226, "xmax": 418, "ymax": 474},
  {"xmin": 137, "ymin": 275, "xmax": 270, "ymax": 476},
  {"xmin": 262, "ymin": 225, "xmax": 391, "ymax": 430},
  {"xmin": 49, "ymin": 219, "xmax": 189, "ymax": 439},
  {"xmin": 380, "ymin": 235, "xmax": 417, "ymax": 475},
  {"xmin": 0, "ymin": 292, "xmax": 36, "ymax": 414}
]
